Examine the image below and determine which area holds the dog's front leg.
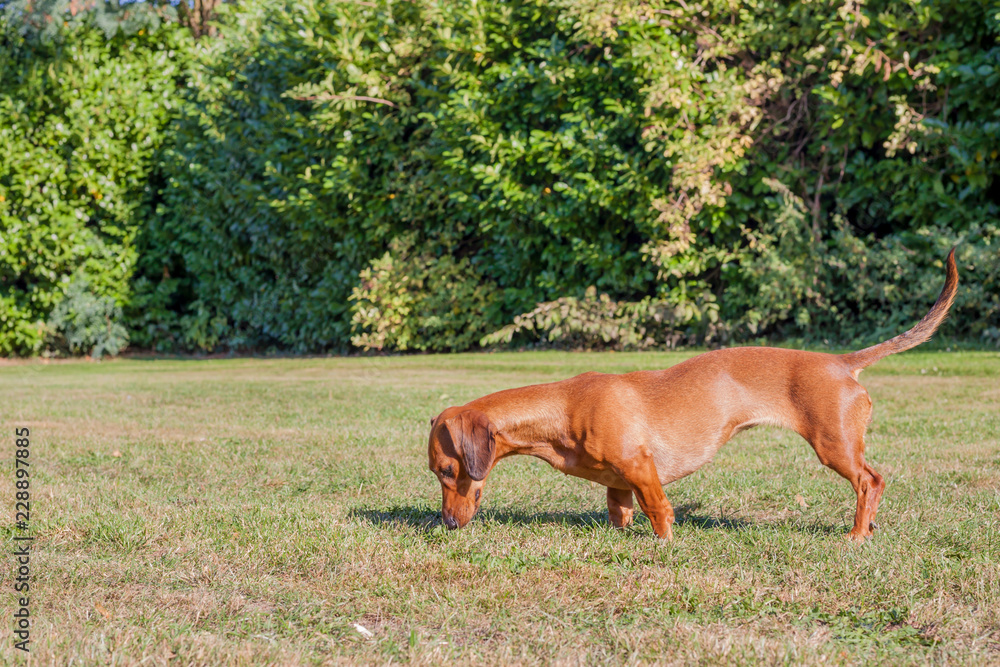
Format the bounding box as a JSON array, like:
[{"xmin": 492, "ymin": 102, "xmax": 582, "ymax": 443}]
[
  {"xmin": 614, "ymin": 451, "xmax": 675, "ymax": 540},
  {"xmin": 633, "ymin": 483, "xmax": 675, "ymax": 541},
  {"xmin": 606, "ymin": 487, "xmax": 634, "ymax": 529}
]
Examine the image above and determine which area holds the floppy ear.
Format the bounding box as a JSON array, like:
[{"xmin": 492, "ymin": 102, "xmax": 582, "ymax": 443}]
[{"xmin": 443, "ymin": 410, "xmax": 496, "ymax": 481}]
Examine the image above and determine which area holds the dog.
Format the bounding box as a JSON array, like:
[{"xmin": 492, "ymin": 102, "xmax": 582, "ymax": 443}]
[{"xmin": 428, "ymin": 250, "xmax": 958, "ymax": 541}]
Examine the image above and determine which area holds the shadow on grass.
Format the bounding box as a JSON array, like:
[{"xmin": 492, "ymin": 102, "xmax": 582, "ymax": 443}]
[
  {"xmin": 349, "ymin": 503, "xmax": 842, "ymax": 536},
  {"xmin": 348, "ymin": 506, "xmax": 607, "ymax": 531}
]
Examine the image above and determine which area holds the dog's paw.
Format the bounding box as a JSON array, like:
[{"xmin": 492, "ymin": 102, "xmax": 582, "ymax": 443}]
[
  {"xmin": 844, "ymin": 531, "xmax": 871, "ymax": 544},
  {"xmin": 653, "ymin": 524, "xmax": 674, "ymax": 543}
]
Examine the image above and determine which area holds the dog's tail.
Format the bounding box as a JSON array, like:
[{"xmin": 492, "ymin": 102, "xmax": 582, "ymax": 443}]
[{"xmin": 843, "ymin": 248, "xmax": 959, "ymax": 371}]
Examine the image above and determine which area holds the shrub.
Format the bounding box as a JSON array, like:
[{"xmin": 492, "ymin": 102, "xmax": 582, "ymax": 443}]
[
  {"xmin": 46, "ymin": 278, "xmax": 129, "ymax": 359},
  {"xmin": 481, "ymin": 287, "xmax": 721, "ymax": 351},
  {"xmin": 0, "ymin": 1, "xmax": 193, "ymax": 355},
  {"xmin": 349, "ymin": 236, "xmax": 499, "ymax": 352}
]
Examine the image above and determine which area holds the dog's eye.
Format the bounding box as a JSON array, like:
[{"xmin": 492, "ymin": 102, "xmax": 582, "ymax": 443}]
[{"xmin": 440, "ymin": 465, "xmax": 455, "ymax": 479}]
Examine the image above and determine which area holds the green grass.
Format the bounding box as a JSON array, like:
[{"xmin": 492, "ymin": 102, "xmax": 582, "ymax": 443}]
[{"xmin": 2, "ymin": 350, "xmax": 999, "ymax": 665}]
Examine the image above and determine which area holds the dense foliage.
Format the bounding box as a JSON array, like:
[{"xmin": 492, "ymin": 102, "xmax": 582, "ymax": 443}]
[
  {"xmin": 0, "ymin": 0, "xmax": 192, "ymax": 355},
  {"xmin": 2, "ymin": 0, "xmax": 998, "ymax": 356}
]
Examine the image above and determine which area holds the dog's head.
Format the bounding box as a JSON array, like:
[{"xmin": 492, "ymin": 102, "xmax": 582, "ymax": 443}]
[{"xmin": 427, "ymin": 407, "xmax": 497, "ymax": 530}]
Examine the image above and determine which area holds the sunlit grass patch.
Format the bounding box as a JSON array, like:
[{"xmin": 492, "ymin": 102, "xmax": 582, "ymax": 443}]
[{"xmin": 1, "ymin": 350, "xmax": 998, "ymax": 664}]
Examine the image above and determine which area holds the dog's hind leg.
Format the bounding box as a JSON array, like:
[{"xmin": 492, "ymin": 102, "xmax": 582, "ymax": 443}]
[
  {"xmin": 607, "ymin": 487, "xmax": 634, "ymax": 529},
  {"xmin": 805, "ymin": 394, "xmax": 886, "ymax": 542},
  {"xmin": 863, "ymin": 461, "xmax": 886, "ymax": 529},
  {"xmin": 841, "ymin": 455, "xmax": 885, "ymax": 542},
  {"xmin": 810, "ymin": 437, "xmax": 881, "ymax": 541}
]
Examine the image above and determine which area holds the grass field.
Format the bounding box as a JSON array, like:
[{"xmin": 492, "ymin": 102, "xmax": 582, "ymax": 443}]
[{"xmin": 2, "ymin": 349, "xmax": 999, "ymax": 665}]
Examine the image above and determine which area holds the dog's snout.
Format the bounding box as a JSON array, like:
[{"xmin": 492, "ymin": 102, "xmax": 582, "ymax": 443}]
[{"xmin": 443, "ymin": 514, "xmax": 459, "ymax": 530}]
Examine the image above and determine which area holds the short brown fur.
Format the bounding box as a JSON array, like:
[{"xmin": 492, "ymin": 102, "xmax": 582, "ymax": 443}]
[{"xmin": 428, "ymin": 250, "xmax": 958, "ymax": 541}]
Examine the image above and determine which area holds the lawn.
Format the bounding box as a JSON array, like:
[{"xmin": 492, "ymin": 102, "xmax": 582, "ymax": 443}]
[{"xmin": 2, "ymin": 350, "xmax": 999, "ymax": 665}]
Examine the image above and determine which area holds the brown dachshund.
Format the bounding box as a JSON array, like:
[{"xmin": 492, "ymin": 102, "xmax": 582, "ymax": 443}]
[{"xmin": 428, "ymin": 250, "xmax": 958, "ymax": 541}]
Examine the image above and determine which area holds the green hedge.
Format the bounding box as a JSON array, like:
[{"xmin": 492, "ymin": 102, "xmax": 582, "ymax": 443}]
[
  {"xmin": 3, "ymin": 0, "xmax": 999, "ymax": 355},
  {"xmin": 134, "ymin": 0, "xmax": 686, "ymax": 352},
  {"xmin": 0, "ymin": 2, "xmax": 192, "ymax": 355}
]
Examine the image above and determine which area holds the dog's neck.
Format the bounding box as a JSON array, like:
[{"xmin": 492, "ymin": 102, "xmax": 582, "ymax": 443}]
[
  {"xmin": 470, "ymin": 391, "xmax": 567, "ymax": 464},
  {"xmin": 494, "ymin": 426, "xmax": 558, "ymax": 462}
]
